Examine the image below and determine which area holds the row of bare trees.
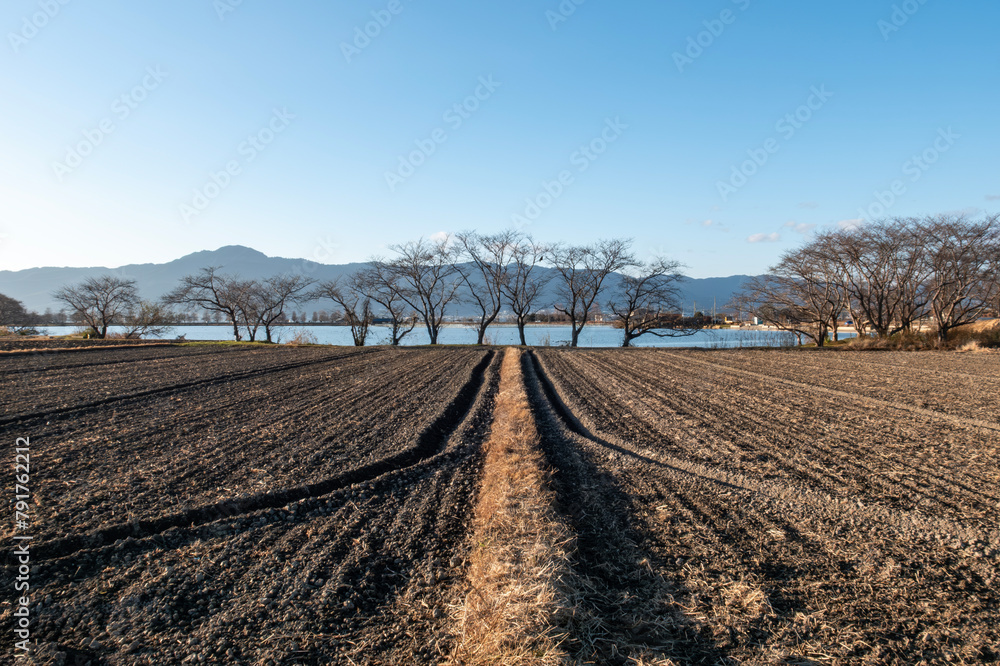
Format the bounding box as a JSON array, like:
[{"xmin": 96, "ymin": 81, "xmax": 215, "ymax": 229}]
[
  {"xmin": 41, "ymin": 231, "xmax": 697, "ymax": 345},
  {"xmin": 735, "ymin": 215, "xmax": 1000, "ymax": 345},
  {"xmin": 307, "ymin": 233, "xmax": 693, "ymax": 347}
]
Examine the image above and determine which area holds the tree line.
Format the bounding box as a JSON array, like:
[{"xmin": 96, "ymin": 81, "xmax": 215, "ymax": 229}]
[
  {"xmin": 734, "ymin": 214, "xmax": 1000, "ymax": 345},
  {"xmin": 2, "ymin": 232, "xmax": 700, "ymax": 347}
]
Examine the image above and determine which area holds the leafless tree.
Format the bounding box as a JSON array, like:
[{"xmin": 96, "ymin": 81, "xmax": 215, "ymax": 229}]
[
  {"xmin": 377, "ymin": 238, "xmax": 462, "ymax": 345},
  {"xmin": 121, "ymin": 300, "xmax": 176, "ymax": 339},
  {"xmin": 0, "ymin": 294, "xmax": 36, "ymax": 330},
  {"xmin": 312, "ymin": 274, "xmax": 373, "ymax": 346},
  {"xmin": 921, "ymin": 214, "xmax": 1000, "ymax": 341},
  {"xmin": 251, "ymin": 275, "xmax": 317, "ymax": 343},
  {"xmin": 53, "ymin": 275, "xmax": 139, "ymax": 339},
  {"xmin": 359, "ymin": 265, "xmax": 418, "ymax": 346},
  {"xmin": 502, "ymin": 235, "xmax": 550, "ymax": 346},
  {"xmin": 454, "ymin": 230, "xmax": 518, "ymax": 345},
  {"xmin": 550, "ymin": 239, "xmax": 636, "ymax": 347},
  {"xmin": 165, "ymin": 267, "xmax": 248, "ymax": 341},
  {"xmin": 735, "ymin": 246, "xmax": 845, "ymax": 347},
  {"xmin": 825, "ymin": 220, "xmax": 928, "ymax": 338},
  {"xmin": 608, "ymin": 258, "xmax": 691, "ymax": 347}
]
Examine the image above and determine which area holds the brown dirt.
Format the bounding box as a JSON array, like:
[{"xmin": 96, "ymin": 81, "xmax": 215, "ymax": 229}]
[
  {"xmin": 4, "ymin": 345, "xmax": 997, "ymax": 665},
  {"xmin": 2, "ymin": 347, "xmax": 488, "ymax": 547},
  {"xmin": 529, "ymin": 348, "xmax": 1000, "ymax": 664},
  {"xmin": 1, "ymin": 346, "xmax": 501, "ymax": 665}
]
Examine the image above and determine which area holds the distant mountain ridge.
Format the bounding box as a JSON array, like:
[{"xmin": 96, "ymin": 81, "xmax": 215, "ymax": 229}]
[{"xmin": 0, "ymin": 245, "xmax": 753, "ymax": 317}]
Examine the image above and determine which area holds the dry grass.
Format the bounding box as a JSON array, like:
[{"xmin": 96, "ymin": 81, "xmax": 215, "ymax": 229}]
[
  {"xmin": 283, "ymin": 328, "xmax": 319, "ymax": 345},
  {"xmin": 955, "ymin": 318, "xmax": 1000, "ymax": 335},
  {"xmin": 951, "ymin": 318, "xmax": 1000, "ymax": 350},
  {"xmin": 845, "ymin": 320, "xmax": 1000, "ymax": 351},
  {"xmin": 450, "ymin": 349, "xmax": 574, "ymax": 665}
]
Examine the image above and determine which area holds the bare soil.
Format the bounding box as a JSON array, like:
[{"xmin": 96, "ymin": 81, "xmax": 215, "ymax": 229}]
[
  {"xmin": 3, "ymin": 345, "xmax": 996, "ymax": 665},
  {"xmin": 529, "ymin": 348, "xmax": 1000, "ymax": 664}
]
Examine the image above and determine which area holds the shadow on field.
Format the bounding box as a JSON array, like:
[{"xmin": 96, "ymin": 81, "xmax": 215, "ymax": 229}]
[{"xmin": 522, "ymin": 351, "xmax": 732, "ymax": 665}]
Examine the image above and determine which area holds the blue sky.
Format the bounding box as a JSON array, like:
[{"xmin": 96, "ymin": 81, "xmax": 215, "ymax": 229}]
[{"xmin": 1, "ymin": 1, "xmax": 997, "ymax": 277}]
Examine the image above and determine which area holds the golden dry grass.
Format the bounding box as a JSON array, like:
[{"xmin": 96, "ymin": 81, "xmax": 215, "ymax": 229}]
[
  {"xmin": 957, "ymin": 318, "xmax": 1000, "ymax": 334},
  {"xmin": 450, "ymin": 349, "xmax": 574, "ymax": 665}
]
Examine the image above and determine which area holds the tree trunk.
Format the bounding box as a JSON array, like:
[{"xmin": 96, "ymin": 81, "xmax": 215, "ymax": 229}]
[
  {"xmin": 570, "ymin": 324, "xmax": 581, "ymax": 348},
  {"xmin": 517, "ymin": 320, "xmax": 527, "ymax": 346},
  {"xmin": 476, "ymin": 326, "xmax": 486, "ymax": 345}
]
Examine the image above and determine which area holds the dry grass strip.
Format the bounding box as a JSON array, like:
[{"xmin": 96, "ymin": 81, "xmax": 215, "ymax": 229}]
[{"xmin": 450, "ymin": 349, "xmax": 574, "ymax": 665}]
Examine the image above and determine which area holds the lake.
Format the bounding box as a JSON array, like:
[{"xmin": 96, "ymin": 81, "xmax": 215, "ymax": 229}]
[{"xmin": 34, "ymin": 324, "xmax": 844, "ymax": 348}]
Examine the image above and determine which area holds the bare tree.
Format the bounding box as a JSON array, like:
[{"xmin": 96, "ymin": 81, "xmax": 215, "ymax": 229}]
[
  {"xmin": 608, "ymin": 258, "xmax": 692, "ymax": 347},
  {"xmin": 378, "ymin": 238, "xmax": 462, "ymax": 345},
  {"xmin": 734, "ymin": 244, "xmax": 846, "ymax": 347},
  {"xmin": 825, "ymin": 220, "xmax": 928, "ymax": 338},
  {"xmin": 165, "ymin": 267, "xmax": 248, "ymax": 341},
  {"xmin": 53, "ymin": 275, "xmax": 139, "ymax": 339},
  {"xmin": 0, "ymin": 294, "xmax": 37, "ymax": 331},
  {"xmin": 454, "ymin": 230, "xmax": 517, "ymax": 345},
  {"xmin": 550, "ymin": 239, "xmax": 636, "ymax": 347},
  {"xmin": 921, "ymin": 214, "xmax": 1000, "ymax": 342},
  {"xmin": 251, "ymin": 275, "xmax": 317, "ymax": 343},
  {"xmin": 502, "ymin": 235, "xmax": 550, "ymax": 346},
  {"xmin": 312, "ymin": 274, "xmax": 373, "ymax": 346},
  {"xmin": 121, "ymin": 300, "xmax": 176, "ymax": 339},
  {"xmin": 359, "ymin": 264, "xmax": 418, "ymax": 346}
]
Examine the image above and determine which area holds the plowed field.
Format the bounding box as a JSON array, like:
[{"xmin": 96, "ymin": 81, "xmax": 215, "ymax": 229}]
[
  {"xmin": 2, "ymin": 344, "xmax": 996, "ymax": 665},
  {"xmin": 528, "ymin": 348, "xmax": 1000, "ymax": 664}
]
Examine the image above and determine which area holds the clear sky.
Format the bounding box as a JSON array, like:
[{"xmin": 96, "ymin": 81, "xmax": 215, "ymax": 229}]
[{"xmin": 2, "ymin": 1, "xmax": 998, "ymax": 277}]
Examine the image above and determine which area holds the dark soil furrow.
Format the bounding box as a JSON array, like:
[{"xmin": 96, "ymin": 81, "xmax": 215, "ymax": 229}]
[
  {"xmin": 550, "ymin": 349, "xmax": 1000, "ymax": 522},
  {"xmin": 31, "ymin": 350, "xmax": 494, "ymax": 560},
  {"xmin": 529, "ymin": 348, "xmax": 1000, "ymax": 664}
]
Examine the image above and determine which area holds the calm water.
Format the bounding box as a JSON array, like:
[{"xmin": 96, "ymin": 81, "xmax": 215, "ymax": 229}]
[{"xmin": 35, "ymin": 324, "xmax": 834, "ymax": 348}]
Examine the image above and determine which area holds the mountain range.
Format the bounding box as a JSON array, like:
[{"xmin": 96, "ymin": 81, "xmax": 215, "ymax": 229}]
[{"xmin": 0, "ymin": 246, "xmax": 753, "ymax": 317}]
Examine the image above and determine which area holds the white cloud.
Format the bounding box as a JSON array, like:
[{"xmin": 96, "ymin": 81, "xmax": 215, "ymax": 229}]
[
  {"xmin": 747, "ymin": 232, "xmax": 780, "ymax": 243},
  {"xmin": 836, "ymin": 218, "xmax": 863, "ymax": 230},
  {"xmin": 783, "ymin": 220, "xmax": 816, "ymax": 234},
  {"xmin": 699, "ymin": 219, "xmax": 728, "ymax": 232},
  {"xmin": 429, "ymin": 230, "xmax": 451, "ymax": 244},
  {"xmin": 940, "ymin": 207, "xmax": 981, "ymax": 218}
]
